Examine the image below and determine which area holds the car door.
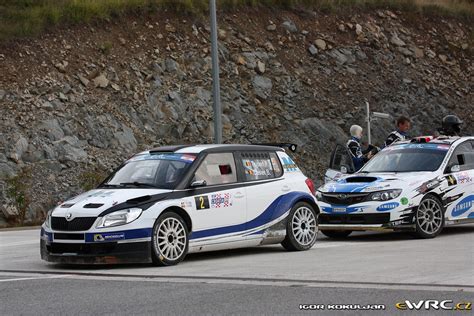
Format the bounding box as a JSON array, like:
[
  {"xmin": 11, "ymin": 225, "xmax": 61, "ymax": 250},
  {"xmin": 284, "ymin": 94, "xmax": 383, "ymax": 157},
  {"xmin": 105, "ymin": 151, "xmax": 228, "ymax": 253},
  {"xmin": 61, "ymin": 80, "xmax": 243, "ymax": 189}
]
[
  {"xmin": 187, "ymin": 152, "xmax": 247, "ymax": 241},
  {"xmin": 325, "ymin": 144, "xmax": 356, "ymax": 183},
  {"xmin": 444, "ymin": 141, "xmax": 474, "ymax": 220},
  {"xmin": 237, "ymin": 151, "xmax": 285, "ymax": 238}
]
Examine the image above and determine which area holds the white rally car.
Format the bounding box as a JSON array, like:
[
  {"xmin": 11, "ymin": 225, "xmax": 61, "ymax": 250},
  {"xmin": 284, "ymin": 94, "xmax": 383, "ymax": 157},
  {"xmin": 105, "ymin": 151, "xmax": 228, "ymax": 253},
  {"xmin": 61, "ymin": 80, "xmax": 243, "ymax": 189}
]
[
  {"xmin": 41, "ymin": 144, "xmax": 318, "ymax": 266},
  {"xmin": 317, "ymin": 136, "xmax": 474, "ymax": 239}
]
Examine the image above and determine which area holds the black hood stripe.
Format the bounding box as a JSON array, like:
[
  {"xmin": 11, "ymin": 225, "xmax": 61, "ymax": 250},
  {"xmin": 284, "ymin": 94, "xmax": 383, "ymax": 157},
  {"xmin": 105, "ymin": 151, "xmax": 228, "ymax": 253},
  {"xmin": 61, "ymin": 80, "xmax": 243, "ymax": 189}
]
[{"xmin": 98, "ymin": 178, "xmax": 284, "ymax": 217}]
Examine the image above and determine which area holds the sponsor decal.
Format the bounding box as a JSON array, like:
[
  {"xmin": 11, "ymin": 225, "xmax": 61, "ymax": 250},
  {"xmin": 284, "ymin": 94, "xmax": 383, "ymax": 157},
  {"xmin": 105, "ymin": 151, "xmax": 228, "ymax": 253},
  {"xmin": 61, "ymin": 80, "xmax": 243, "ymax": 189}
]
[
  {"xmin": 129, "ymin": 153, "xmax": 196, "ymax": 164},
  {"xmin": 396, "ymin": 300, "xmax": 471, "ymax": 311},
  {"xmin": 456, "ymin": 172, "xmax": 473, "ymax": 184},
  {"xmin": 436, "ymin": 145, "xmax": 451, "ymax": 151},
  {"xmin": 452, "ymin": 195, "xmax": 474, "ymax": 217},
  {"xmin": 180, "ymin": 201, "xmax": 193, "ymax": 209},
  {"xmin": 195, "ymin": 195, "xmax": 210, "ymax": 210},
  {"xmin": 281, "ymin": 157, "xmax": 298, "ymax": 172},
  {"xmin": 93, "ymin": 232, "xmax": 125, "ymax": 242},
  {"xmin": 242, "ymin": 159, "xmax": 273, "ymax": 176},
  {"xmin": 400, "ymin": 197, "xmax": 409, "ymax": 205},
  {"xmin": 445, "ymin": 175, "xmax": 458, "ymax": 186},
  {"xmin": 210, "ymin": 193, "xmax": 232, "ymax": 208},
  {"xmin": 376, "ymin": 202, "xmax": 400, "ymax": 211},
  {"xmin": 87, "ymin": 190, "xmax": 115, "ymax": 198},
  {"xmin": 322, "ymin": 206, "xmax": 367, "ymax": 214}
]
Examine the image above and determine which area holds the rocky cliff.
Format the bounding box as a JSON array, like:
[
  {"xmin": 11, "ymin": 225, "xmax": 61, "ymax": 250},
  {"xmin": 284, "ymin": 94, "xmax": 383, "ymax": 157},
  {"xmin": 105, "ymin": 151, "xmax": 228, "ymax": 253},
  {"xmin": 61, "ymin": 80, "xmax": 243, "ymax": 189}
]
[{"xmin": 0, "ymin": 7, "xmax": 472, "ymax": 226}]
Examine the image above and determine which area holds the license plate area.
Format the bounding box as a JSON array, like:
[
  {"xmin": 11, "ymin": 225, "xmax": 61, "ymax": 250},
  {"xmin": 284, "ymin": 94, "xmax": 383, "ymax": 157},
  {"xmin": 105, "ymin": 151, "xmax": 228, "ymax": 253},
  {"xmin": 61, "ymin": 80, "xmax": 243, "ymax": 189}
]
[{"xmin": 333, "ymin": 207, "xmax": 346, "ymax": 213}]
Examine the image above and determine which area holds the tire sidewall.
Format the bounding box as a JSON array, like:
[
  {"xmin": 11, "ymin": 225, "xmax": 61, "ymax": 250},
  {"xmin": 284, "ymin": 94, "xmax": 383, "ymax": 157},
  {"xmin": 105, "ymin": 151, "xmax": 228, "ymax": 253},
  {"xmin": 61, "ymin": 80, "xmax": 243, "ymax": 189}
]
[
  {"xmin": 415, "ymin": 194, "xmax": 445, "ymax": 239},
  {"xmin": 285, "ymin": 202, "xmax": 318, "ymax": 251},
  {"xmin": 152, "ymin": 212, "xmax": 189, "ymax": 266}
]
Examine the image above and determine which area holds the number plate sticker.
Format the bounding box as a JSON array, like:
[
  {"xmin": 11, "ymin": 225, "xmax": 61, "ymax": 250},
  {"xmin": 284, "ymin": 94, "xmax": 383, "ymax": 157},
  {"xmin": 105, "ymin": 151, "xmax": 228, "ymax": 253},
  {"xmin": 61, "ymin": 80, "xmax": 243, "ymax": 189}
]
[
  {"xmin": 333, "ymin": 207, "xmax": 346, "ymax": 213},
  {"xmin": 195, "ymin": 196, "xmax": 210, "ymax": 210}
]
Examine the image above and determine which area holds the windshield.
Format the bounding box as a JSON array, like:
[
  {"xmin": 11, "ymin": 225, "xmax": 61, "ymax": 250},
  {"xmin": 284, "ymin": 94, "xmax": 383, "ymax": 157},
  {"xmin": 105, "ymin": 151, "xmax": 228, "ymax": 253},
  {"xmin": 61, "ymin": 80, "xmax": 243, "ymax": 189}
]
[
  {"xmin": 102, "ymin": 153, "xmax": 197, "ymax": 190},
  {"xmin": 361, "ymin": 144, "xmax": 450, "ymax": 173}
]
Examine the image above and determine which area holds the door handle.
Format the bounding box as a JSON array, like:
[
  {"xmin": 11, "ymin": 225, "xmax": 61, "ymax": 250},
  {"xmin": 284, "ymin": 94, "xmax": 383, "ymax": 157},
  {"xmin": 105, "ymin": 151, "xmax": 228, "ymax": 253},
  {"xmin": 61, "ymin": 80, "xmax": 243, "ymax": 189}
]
[
  {"xmin": 234, "ymin": 192, "xmax": 244, "ymax": 199},
  {"xmin": 282, "ymin": 185, "xmax": 291, "ymax": 192}
]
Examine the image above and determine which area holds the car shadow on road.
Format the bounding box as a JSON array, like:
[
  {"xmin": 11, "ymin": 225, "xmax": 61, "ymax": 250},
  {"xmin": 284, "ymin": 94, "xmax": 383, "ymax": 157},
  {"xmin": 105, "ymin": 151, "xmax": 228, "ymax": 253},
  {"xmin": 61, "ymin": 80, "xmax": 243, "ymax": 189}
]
[{"xmin": 320, "ymin": 224, "xmax": 474, "ymax": 242}]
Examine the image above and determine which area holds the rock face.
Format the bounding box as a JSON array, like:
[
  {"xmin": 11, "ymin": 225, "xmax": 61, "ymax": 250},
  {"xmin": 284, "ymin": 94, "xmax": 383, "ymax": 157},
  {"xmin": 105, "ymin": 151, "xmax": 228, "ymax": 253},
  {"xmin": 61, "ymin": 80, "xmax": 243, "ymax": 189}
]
[{"xmin": 0, "ymin": 8, "xmax": 472, "ymax": 226}]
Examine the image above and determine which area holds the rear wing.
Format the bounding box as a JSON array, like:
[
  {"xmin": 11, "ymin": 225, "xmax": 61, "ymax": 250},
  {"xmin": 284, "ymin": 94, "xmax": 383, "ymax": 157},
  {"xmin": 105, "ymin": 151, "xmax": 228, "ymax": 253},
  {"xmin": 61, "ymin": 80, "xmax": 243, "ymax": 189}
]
[{"xmin": 252, "ymin": 143, "xmax": 298, "ymax": 153}]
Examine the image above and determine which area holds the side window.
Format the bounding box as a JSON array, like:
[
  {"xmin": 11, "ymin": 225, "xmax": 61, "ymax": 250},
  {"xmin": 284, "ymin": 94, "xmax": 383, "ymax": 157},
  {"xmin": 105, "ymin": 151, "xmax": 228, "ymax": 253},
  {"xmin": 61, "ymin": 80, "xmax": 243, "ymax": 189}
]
[
  {"xmin": 448, "ymin": 142, "xmax": 474, "ymax": 172},
  {"xmin": 241, "ymin": 152, "xmax": 275, "ymax": 181},
  {"xmin": 194, "ymin": 153, "xmax": 237, "ymax": 186},
  {"xmin": 330, "ymin": 144, "xmax": 355, "ymax": 173},
  {"xmin": 269, "ymin": 152, "xmax": 283, "ymax": 177}
]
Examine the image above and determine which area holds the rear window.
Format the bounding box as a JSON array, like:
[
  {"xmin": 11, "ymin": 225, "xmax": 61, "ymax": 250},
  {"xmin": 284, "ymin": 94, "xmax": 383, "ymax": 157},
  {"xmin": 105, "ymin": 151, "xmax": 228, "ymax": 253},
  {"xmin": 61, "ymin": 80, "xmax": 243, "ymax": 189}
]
[{"xmin": 240, "ymin": 152, "xmax": 276, "ymax": 181}]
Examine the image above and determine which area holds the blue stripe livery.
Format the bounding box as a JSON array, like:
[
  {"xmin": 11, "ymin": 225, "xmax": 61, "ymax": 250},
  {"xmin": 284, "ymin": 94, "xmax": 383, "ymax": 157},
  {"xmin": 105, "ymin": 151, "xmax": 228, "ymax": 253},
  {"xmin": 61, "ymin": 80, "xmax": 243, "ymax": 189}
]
[{"xmin": 190, "ymin": 192, "xmax": 313, "ymax": 240}]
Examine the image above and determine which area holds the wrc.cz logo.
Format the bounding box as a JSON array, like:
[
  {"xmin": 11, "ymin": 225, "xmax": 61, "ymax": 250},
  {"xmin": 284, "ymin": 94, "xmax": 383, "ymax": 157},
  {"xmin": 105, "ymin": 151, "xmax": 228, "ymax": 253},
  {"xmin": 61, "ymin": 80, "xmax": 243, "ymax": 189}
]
[{"xmin": 396, "ymin": 300, "xmax": 471, "ymax": 311}]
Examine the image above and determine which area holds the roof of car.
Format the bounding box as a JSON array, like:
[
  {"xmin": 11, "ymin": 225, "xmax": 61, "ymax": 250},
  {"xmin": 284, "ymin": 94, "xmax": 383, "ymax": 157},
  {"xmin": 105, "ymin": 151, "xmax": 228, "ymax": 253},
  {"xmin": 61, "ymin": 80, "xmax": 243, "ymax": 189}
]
[
  {"xmin": 148, "ymin": 144, "xmax": 285, "ymax": 154},
  {"xmin": 395, "ymin": 136, "xmax": 474, "ymax": 146}
]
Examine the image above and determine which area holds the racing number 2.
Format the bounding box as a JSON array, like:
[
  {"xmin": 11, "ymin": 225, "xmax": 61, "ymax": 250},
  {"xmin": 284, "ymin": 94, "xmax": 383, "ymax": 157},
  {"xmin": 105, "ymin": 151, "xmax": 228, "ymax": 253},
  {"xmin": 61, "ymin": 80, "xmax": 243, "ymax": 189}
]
[{"xmin": 195, "ymin": 196, "xmax": 210, "ymax": 210}]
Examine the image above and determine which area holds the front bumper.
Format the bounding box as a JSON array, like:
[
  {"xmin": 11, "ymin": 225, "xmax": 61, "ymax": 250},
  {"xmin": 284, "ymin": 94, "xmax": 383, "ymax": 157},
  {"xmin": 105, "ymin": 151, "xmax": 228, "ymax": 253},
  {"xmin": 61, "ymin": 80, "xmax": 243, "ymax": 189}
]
[
  {"xmin": 40, "ymin": 228, "xmax": 153, "ymax": 264},
  {"xmin": 317, "ymin": 203, "xmax": 416, "ymax": 232}
]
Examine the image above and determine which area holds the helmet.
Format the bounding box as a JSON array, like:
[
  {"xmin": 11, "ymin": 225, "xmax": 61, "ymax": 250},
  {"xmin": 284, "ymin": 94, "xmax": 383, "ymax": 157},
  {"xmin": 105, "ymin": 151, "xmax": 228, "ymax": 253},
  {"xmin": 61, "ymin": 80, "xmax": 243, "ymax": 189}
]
[{"xmin": 441, "ymin": 115, "xmax": 463, "ymax": 136}]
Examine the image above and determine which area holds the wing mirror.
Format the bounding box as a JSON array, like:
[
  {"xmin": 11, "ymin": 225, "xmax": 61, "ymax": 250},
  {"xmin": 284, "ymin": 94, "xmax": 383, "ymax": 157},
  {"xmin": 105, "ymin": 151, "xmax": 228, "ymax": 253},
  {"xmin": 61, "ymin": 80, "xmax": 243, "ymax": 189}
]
[
  {"xmin": 340, "ymin": 166, "xmax": 348, "ymax": 174},
  {"xmin": 450, "ymin": 165, "xmax": 460, "ymax": 173},
  {"xmin": 190, "ymin": 180, "xmax": 207, "ymax": 188}
]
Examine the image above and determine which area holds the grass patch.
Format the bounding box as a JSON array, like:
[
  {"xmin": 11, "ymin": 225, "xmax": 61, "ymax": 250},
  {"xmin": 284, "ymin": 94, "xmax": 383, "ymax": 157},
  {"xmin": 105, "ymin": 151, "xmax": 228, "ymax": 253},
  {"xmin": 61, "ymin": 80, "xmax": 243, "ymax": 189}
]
[{"xmin": 0, "ymin": 0, "xmax": 473, "ymax": 41}]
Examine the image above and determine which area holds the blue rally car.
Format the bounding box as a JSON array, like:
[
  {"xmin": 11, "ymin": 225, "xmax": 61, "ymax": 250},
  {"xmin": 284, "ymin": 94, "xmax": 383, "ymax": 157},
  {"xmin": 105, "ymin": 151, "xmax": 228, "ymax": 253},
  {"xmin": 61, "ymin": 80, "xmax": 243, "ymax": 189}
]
[{"xmin": 317, "ymin": 136, "xmax": 474, "ymax": 239}]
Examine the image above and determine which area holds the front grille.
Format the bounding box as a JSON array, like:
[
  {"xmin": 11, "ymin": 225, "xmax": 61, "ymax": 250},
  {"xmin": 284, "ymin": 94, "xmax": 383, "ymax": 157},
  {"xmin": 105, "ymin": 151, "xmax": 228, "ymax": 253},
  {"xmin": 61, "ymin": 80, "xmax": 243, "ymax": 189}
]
[
  {"xmin": 319, "ymin": 213, "xmax": 390, "ymax": 225},
  {"xmin": 320, "ymin": 193, "xmax": 369, "ymax": 206},
  {"xmin": 51, "ymin": 217, "xmax": 96, "ymax": 231},
  {"xmin": 53, "ymin": 233, "xmax": 85, "ymax": 240}
]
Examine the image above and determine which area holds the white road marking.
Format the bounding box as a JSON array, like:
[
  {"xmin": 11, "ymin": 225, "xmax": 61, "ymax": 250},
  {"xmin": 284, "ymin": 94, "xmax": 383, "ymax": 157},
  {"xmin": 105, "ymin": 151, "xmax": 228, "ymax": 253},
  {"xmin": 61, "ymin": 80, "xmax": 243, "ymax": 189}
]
[
  {"xmin": 0, "ymin": 240, "xmax": 38, "ymax": 247},
  {"xmin": 0, "ymin": 275, "xmax": 70, "ymax": 283}
]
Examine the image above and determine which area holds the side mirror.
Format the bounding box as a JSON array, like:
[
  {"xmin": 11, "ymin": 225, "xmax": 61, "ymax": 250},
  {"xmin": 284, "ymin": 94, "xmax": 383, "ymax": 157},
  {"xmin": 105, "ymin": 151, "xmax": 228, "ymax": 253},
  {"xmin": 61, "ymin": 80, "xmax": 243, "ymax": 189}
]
[
  {"xmin": 190, "ymin": 180, "xmax": 207, "ymax": 188},
  {"xmin": 341, "ymin": 166, "xmax": 348, "ymax": 174},
  {"xmin": 450, "ymin": 165, "xmax": 460, "ymax": 173}
]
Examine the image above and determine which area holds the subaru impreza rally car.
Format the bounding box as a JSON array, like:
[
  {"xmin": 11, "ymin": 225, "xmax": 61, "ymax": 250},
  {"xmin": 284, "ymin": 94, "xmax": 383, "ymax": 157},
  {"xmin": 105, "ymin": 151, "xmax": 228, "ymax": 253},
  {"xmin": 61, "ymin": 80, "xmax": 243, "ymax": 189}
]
[
  {"xmin": 317, "ymin": 136, "xmax": 474, "ymax": 239},
  {"xmin": 41, "ymin": 144, "xmax": 318, "ymax": 266}
]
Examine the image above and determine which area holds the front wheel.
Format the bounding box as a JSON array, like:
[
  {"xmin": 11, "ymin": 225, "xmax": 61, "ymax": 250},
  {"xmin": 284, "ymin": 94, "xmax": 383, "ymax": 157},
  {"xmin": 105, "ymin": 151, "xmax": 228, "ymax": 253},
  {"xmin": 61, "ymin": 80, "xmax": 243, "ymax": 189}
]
[
  {"xmin": 414, "ymin": 195, "xmax": 444, "ymax": 239},
  {"xmin": 151, "ymin": 212, "xmax": 189, "ymax": 266},
  {"xmin": 281, "ymin": 202, "xmax": 318, "ymax": 251}
]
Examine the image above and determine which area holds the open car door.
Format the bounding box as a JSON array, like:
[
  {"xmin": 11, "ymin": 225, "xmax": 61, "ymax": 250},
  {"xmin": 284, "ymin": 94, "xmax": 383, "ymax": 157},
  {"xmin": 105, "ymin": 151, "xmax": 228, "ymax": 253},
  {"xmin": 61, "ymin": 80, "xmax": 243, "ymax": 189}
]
[{"xmin": 324, "ymin": 144, "xmax": 356, "ymax": 183}]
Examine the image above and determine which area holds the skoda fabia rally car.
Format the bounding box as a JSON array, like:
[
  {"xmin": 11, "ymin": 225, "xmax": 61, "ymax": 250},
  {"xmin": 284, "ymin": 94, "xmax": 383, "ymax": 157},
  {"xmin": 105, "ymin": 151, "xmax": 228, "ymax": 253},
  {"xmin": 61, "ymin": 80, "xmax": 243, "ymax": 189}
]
[
  {"xmin": 41, "ymin": 144, "xmax": 319, "ymax": 266},
  {"xmin": 317, "ymin": 136, "xmax": 474, "ymax": 239}
]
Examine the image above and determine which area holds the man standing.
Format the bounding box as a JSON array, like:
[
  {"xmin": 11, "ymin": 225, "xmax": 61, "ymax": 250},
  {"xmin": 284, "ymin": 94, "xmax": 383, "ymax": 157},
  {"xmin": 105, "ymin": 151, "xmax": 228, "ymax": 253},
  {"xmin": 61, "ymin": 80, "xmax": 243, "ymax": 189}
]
[
  {"xmin": 347, "ymin": 125, "xmax": 373, "ymax": 171},
  {"xmin": 383, "ymin": 116, "xmax": 411, "ymax": 147}
]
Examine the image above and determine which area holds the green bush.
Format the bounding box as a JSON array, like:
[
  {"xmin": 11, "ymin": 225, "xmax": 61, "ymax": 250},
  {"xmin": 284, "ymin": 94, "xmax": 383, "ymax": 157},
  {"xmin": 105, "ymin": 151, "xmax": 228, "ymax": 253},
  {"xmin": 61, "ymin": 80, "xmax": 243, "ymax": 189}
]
[
  {"xmin": 0, "ymin": 0, "xmax": 473, "ymax": 41},
  {"xmin": 5, "ymin": 167, "xmax": 32, "ymax": 225}
]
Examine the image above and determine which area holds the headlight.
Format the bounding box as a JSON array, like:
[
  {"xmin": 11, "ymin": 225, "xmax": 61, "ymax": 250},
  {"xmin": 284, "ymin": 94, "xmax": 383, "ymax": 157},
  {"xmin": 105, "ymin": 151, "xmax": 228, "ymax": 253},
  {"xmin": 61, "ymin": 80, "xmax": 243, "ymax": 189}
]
[
  {"xmin": 369, "ymin": 189, "xmax": 402, "ymax": 201},
  {"xmin": 44, "ymin": 210, "xmax": 52, "ymax": 228},
  {"xmin": 96, "ymin": 208, "xmax": 143, "ymax": 228}
]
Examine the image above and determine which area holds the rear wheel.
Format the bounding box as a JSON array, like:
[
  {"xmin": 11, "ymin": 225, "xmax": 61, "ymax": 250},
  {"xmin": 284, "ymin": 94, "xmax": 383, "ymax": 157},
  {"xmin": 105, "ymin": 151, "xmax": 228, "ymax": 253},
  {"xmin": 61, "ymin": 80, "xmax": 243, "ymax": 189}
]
[
  {"xmin": 320, "ymin": 230, "xmax": 352, "ymax": 239},
  {"xmin": 414, "ymin": 195, "xmax": 444, "ymax": 239},
  {"xmin": 281, "ymin": 202, "xmax": 318, "ymax": 251},
  {"xmin": 151, "ymin": 212, "xmax": 189, "ymax": 266}
]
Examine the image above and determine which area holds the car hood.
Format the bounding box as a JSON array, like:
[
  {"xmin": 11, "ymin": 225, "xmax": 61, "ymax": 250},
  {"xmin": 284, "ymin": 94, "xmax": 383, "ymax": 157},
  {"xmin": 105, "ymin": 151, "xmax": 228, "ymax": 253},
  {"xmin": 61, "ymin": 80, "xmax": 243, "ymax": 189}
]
[
  {"xmin": 51, "ymin": 188, "xmax": 172, "ymax": 217},
  {"xmin": 319, "ymin": 172, "xmax": 436, "ymax": 194}
]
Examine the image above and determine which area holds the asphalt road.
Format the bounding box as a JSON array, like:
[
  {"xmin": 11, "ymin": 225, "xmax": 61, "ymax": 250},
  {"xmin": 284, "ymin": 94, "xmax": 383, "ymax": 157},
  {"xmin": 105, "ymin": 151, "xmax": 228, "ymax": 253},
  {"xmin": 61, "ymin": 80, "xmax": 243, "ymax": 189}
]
[{"xmin": 0, "ymin": 225, "xmax": 473, "ymax": 315}]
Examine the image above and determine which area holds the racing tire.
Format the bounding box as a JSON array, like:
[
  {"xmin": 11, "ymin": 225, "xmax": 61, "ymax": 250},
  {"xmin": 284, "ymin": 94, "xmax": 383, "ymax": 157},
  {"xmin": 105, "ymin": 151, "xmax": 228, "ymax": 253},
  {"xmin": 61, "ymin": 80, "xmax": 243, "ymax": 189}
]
[
  {"xmin": 413, "ymin": 195, "xmax": 445, "ymax": 239},
  {"xmin": 320, "ymin": 230, "xmax": 352, "ymax": 239},
  {"xmin": 151, "ymin": 212, "xmax": 189, "ymax": 266},
  {"xmin": 281, "ymin": 202, "xmax": 318, "ymax": 251}
]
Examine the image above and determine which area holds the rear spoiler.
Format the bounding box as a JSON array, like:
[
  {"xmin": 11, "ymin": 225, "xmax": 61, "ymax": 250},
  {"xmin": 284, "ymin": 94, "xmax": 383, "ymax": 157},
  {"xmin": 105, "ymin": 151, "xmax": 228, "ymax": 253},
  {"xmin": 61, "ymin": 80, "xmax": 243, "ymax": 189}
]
[{"xmin": 252, "ymin": 143, "xmax": 298, "ymax": 153}]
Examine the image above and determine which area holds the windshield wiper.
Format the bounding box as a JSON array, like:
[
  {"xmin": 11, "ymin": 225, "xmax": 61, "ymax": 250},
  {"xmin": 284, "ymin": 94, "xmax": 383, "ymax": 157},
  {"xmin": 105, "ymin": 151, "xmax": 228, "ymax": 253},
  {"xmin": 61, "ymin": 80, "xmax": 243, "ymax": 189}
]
[
  {"xmin": 119, "ymin": 182, "xmax": 160, "ymax": 188},
  {"xmin": 98, "ymin": 183, "xmax": 121, "ymax": 188}
]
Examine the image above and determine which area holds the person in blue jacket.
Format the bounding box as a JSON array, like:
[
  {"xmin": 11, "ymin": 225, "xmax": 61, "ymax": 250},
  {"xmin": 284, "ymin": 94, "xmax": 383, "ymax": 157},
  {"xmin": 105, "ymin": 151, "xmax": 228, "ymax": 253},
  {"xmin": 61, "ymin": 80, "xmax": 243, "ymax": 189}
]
[{"xmin": 346, "ymin": 125, "xmax": 373, "ymax": 171}]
